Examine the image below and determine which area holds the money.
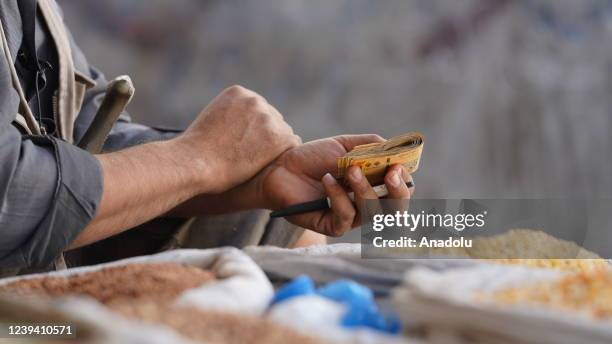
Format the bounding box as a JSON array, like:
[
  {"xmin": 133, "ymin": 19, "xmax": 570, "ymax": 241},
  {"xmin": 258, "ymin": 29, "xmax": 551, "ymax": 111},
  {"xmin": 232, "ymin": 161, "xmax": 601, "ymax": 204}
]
[{"xmin": 337, "ymin": 132, "xmax": 424, "ymax": 186}]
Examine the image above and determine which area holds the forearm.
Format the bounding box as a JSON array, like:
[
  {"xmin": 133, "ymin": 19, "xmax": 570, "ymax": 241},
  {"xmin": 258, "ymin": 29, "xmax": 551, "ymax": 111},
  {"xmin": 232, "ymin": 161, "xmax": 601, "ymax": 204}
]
[
  {"xmin": 69, "ymin": 139, "xmax": 208, "ymax": 249},
  {"xmin": 68, "ymin": 84, "xmax": 300, "ymax": 244}
]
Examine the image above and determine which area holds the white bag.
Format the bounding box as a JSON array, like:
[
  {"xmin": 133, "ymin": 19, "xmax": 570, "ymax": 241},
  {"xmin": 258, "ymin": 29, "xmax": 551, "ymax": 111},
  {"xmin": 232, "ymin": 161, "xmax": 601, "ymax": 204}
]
[
  {"xmin": 0, "ymin": 248, "xmax": 274, "ymax": 344},
  {"xmin": 393, "ymin": 265, "xmax": 612, "ymax": 344}
]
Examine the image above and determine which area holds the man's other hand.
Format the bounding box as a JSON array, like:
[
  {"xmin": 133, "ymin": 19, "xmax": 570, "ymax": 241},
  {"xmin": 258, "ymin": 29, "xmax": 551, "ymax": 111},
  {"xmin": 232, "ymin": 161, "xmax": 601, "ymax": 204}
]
[
  {"xmin": 257, "ymin": 134, "xmax": 415, "ymax": 237},
  {"xmin": 179, "ymin": 85, "xmax": 301, "ymax": 193}
]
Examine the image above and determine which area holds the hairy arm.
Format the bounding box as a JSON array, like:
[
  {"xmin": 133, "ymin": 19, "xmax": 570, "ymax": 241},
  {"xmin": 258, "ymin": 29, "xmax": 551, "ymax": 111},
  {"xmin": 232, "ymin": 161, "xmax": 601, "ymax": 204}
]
[
  {"xmin": 68, "ymin": 85, "xmax": 299, "ymax": 249},
  {"xmin": 68, "ymin": 140, "xmax": 207, "ymax": 248}
]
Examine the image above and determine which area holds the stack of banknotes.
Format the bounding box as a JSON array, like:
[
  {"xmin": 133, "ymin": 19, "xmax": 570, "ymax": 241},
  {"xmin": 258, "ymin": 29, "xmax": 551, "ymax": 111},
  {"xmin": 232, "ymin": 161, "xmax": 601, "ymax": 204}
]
[{"xmin": 337, "ymin": 132, "xmax": 424, "ymax": 186}]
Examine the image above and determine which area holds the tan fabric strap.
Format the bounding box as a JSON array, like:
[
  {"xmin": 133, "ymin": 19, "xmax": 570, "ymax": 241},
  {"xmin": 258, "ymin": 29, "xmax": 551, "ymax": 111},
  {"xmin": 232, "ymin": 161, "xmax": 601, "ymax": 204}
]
[{"xmin": 38, "ymin": 0, "xmax": 77, "ymax": 143}]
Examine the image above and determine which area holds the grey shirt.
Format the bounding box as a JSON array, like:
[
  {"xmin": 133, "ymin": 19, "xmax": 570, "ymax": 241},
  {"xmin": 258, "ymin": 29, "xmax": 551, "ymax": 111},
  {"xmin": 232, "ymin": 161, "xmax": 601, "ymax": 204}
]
[{"xmin": 0, "ymin": 0, "xmax": 178, "ymax": 269}]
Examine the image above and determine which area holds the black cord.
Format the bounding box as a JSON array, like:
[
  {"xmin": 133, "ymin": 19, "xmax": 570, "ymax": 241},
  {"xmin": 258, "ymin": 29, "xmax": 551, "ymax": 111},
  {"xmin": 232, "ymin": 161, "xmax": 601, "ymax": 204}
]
[{"xmin": 34, "ymin": 70, "xmax": 45, "ymax": 134}]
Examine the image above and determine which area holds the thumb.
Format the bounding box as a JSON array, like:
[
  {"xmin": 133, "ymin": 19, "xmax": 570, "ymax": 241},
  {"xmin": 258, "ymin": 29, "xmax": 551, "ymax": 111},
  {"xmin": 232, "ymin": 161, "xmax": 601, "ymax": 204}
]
[{"xmin": 334, "ymin": 134, "xmax": 386, "ymax": 152}]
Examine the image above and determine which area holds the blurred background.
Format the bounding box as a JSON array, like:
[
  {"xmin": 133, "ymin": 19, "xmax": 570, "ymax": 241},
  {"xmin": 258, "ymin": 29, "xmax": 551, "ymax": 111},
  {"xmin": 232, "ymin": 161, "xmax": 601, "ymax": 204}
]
[{"xmin": 59, "ymin": 0, "xmax": 612, "ymax": 199}]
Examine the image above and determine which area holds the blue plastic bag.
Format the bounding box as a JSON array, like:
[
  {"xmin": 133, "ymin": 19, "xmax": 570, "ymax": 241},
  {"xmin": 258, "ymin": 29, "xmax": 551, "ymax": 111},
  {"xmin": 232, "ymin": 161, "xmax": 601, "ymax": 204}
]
[{"xmin": 271, "ymin": 276, "xmax": 402, "ymax": 335}]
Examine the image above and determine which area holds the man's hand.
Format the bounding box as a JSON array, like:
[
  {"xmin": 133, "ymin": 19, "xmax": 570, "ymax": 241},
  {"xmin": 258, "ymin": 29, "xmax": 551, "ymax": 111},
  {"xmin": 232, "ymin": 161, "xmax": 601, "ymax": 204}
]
[
  {"xmin": 71, "ymin": 85, "xmax": 299, "ymax": 249},
  {"xmin": 178, "ymin": 85, "xmax": 301, "ymax": 193},
  {"xmin": 256, "ymin": 134, "xmax": 414, "ymax": 236},
  {"xmin": 170, "ymin": 134, "xmax": 414, "ymax": 238}
]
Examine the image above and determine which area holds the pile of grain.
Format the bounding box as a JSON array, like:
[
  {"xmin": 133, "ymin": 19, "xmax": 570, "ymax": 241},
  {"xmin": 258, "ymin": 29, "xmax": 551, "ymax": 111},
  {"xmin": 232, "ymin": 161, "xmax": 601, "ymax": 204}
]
[
  {"xmin": 491, "ymin": 268, "xmax": 612, "ymax": 319},
  {"xmin": 0, "ymin": 262, "xmax": 215, "ymax": 303}
]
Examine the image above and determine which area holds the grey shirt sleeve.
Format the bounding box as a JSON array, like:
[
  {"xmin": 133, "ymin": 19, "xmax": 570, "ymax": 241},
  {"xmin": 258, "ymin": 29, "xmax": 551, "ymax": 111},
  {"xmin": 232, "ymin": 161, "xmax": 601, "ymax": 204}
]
[
  {"xmin": 0, "ymin": 122, "xmax": 103, "ymax": 269},
  {"xmin": 0, "ymin": 1, "xmax": 179, "ymax": 270},
  {"xmin": 0, "ymin": 1, "xmax": 104, "ymax": 269}
]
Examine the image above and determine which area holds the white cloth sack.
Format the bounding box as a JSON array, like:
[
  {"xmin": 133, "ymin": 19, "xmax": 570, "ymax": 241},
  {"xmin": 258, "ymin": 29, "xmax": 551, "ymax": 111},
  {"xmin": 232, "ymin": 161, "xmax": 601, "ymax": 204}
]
[
  {"xmin": 0, "ymin": 248, "xmax": 274, "ymax": 344},
  {"xmin": 393, "ymin": 264, "xmax": 612, "ymax": 344}
]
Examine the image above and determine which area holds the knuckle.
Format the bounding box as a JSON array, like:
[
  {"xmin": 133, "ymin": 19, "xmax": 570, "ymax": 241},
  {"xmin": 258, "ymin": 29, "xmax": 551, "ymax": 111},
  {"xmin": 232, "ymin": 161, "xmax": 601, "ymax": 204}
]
[
  {"xmin": 244, "ymin": 96, "xmax": 263, "ymax": 109},
  {"xmin": 278, "ymin": 131, "xmax": 299, "ymax": 146},
  {"xmin": 327, "ymin": 189, "xmax": 342, "ymax": 200},
  {"xmin": 384, "ymin": 174, "xmax": 399, "ymax": 188},
  {"xmin": 352, "ymin": 180, "xmax": 369, "ymax": 196},
  {"xmin": 282, "ymin": 137, "xmax": 298, "ymax": 149},
  {"xmin": 328, "ymin": 230, "xmax": 342, "ymax": 238},
  {"xmin": 225, "ymin": 84, "xmax": 246, "ymax": 95},
  {"xmin": 263, "ymin": 117, "xmax": 279, "ymax": 132},
  {"xmin": 343, "ymin": 209, "xmax": 356, "ymax": 223},
  {"xmin": 257, "ymin": 94, "xmax": 270, "ymax": 105},
  {"xmin": 330, "ymin": 224, "xmax": 346, "ymax": 237},
  {"xmin": 327, "ymin": 183, "xmax": 345, "ymax": 197},
  {"xmin": 259, "ymin": 110, "xmax": 274, "ymax": 121},
  {"xmin": 323, "ymin": 184, "xmax": 339, "ymax": 196},
  {"xmin": 324, "ymin": 185, "xmax": 339, "ymax": 197},
  {"xmin": 337, "ymin": 206, "xmax": 356, "ymax": 224},
  {"xmin": 292, "ymin": 134, "xmax": 303, "ymax": 145},
  {"xmin": 268, "ymin": 128, "xmax": 288, "ymax": 144}
]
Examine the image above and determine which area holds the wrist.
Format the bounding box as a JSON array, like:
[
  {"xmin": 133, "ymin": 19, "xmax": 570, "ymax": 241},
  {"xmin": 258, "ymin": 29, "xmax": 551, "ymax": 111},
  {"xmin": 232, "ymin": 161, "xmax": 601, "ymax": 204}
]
[
  {"xmin": 218, "ymin": 169, "xmax": 271, "ymax": 211},
  {"xmin": 164, "ymin": 136, "xmax": 213, "ymax": 194},
  {"xmin": 250, "ymin": 165, "xmax": 276, "ymax": 210}
]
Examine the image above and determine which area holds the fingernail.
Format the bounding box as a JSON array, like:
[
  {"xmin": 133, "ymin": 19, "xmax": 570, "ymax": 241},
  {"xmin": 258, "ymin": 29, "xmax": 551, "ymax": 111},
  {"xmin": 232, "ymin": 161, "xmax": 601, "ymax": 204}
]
[
  {"xmin": 349, "ymin": 167, "xmax": 362, "ymax": 182},
  {"xmin": 389, "ymin": 172, "xmax": 401, "ymax": 187},
  {"xmin": 322, "ymin": 173, "xmax": 336, "ymax": 186}
]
